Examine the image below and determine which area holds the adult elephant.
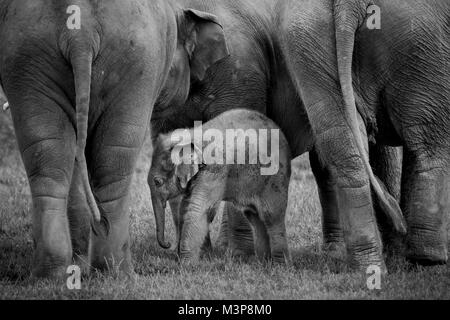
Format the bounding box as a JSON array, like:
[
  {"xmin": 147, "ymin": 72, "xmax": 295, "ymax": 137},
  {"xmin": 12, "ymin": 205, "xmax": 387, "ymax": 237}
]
[
  {"xmin": 328, "ymin": 0, "xmax": 450, "ymax": 264},
  {"xmin": 150, "ymin": 0, "xmax": 406, "ymax": 270},
  {"xmin": 282, "ymin": 0, "xmax": 449, "ymax": 267},
  {"xmin": 0, "ymin": 0, "xmax": 228, "ymax": 278},
  {"xmin": 153, "ymin": 0, "xmax": 450, "ymax": 270}
]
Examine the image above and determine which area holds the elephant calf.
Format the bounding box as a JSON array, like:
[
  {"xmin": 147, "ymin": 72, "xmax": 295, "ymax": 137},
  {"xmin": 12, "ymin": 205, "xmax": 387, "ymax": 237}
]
[{"xmin": 149, "ymin": 109, "xmax": 291, "ymax": 263}]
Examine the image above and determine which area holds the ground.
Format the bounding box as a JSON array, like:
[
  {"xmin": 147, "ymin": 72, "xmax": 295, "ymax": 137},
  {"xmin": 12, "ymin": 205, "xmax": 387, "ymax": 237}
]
[{"xmin": 0, "ymin": 111, "xmax": 449, "ymax": 299}]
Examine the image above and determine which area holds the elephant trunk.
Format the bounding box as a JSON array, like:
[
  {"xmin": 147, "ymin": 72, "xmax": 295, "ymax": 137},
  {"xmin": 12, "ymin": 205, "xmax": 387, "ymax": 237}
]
[{"xmin": 149, "ymin": 179, "xmax": 171, "ymax": 249}]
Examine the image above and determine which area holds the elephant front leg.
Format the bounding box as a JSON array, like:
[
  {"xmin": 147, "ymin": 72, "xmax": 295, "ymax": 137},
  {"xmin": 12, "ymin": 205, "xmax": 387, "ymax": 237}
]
[
  {"xmin": 309, "ymin": 148, "xmax": 345, "ymax": 257},
  {"xmin": 89, "ymin": 166, "xmax": 134, "ymax": 277},
  {"xmin": 179, "ymin": 182, "xmax": 220, "ymax": 263},
  {"xmin": 174, "ymin": 197, "xmax": 215, "ymax": 256},
  {"xmin": 402, "ymin": 151, "xmax": 449, "ymax": 265}
]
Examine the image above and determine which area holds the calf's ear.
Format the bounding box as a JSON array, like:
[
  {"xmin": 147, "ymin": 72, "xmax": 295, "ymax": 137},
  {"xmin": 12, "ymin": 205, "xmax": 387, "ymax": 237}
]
[
  {"xmin": 180, "ymin": 9, "xmax": 230, "ymax": 81},
  {"xmin": 173, "ymin": 142, "xmax": 201, "ymax": 189},
  {"xmin": 175, "ymin": 163, "xmax": 199, "ymax": 190}
]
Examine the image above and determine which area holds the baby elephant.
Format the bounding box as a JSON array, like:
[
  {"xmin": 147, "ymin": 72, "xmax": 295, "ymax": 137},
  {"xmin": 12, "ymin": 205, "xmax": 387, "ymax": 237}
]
[{"xmin": 148, "ymin": 109, "xmax": 291, "ymax": 264}]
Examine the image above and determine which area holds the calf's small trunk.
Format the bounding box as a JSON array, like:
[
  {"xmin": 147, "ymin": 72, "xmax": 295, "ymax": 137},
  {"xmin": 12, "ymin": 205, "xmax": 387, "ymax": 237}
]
[{"xmin": 149, "ymin": 179, "xmax": 171, "ymax": 249}]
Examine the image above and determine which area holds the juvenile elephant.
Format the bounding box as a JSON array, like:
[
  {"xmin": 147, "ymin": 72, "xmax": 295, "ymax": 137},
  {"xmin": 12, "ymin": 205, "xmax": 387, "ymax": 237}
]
[
  {"xmin": 0, "ymin": 0, "xmax": 228, "ymax": 278},
  {"xmin": 149, "ymin": 109, "xmax": 292, "ymax": 263}
]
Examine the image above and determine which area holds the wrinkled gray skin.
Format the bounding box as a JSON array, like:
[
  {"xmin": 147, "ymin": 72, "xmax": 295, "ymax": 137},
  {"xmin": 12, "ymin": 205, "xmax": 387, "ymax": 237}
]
[
  {"xmin": 153, "ymin": 0, "xmax": 450, "ymax": 270},
  {"xmin": 0, "ymin": 0, "xmax": 229, "ymax": 278},
  {"xmin": 149, "ymin": 109, "xmax": 292, "ymax": 263},
  {"xmin": 330, "ymin": 0, "xmax": 450, "ymax": 265},
  {"xmin": 0, "ymin": 85, "xmax": 8, "ymax": 110}
]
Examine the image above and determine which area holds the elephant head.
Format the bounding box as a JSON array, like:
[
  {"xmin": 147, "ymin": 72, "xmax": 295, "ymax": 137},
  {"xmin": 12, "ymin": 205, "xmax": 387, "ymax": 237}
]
[
  {"xmin": 148, "ymin": 132, "xmax": 200, "ymax": 249},
  {"xmin": 156, "ymin": 8, "xmax": 229, "ymax": 111}
]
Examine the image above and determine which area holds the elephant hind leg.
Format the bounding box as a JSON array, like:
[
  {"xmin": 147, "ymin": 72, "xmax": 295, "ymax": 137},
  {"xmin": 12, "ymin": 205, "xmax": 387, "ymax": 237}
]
[
  {"xmin": 402, "ymin": 150, "xmax": 449, "ymax": 265},
  {"xmin": 246, "ymin": 206, "xmax": 290, "ymax": 265},
  {"xmin": 244, "ymin": 208, "xmax": 270, "ymax": 262},
  {"xmin": 168, "ymin": 196, "xmax": 214, "ymax": 256},
  {"xmin": 9, "ymin": 94, "xmax": 76, "ymax": 279},
  {"xmin": 200, "ymin": 232, "xmax": 213, "ymax": 257},
  {"xmin": 226, "ymin": 203, "xmax": 254, "ymax": 258}
]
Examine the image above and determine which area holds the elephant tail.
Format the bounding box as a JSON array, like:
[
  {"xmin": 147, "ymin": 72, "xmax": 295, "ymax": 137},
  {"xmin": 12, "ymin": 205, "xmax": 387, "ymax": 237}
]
[
  {"xmin": 70, "ymin": 50, "xmax": 101, "ymax": 225},
  {"xmin": 333, "ymin": 0, "xmax": 407, "ymax": 234}
]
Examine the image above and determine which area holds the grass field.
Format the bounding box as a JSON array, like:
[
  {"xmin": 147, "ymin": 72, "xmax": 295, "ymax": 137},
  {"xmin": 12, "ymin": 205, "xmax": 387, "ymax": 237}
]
[{"xmin": 0, "ymin": 111, "xmax": 449, "ymax": 300}]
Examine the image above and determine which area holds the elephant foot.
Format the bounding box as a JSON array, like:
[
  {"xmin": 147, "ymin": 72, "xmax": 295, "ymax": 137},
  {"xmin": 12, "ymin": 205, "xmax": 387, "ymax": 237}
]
[
  {"xmin": 230, "ymin": 247, "xmax": 254, "ymax": 258},
  {"xmin": 31, "ymin": 265, "xmax": 68, "ymax": 280},
  {"xmin": 31, "ymin": 251, "xmax": 71, "ymax": 279},
  {"xmin": 216, "ymin": 235, "xmax": 229, "ymax": 251},
  {"xmin": 73, "ymin": 254, "xmax": 91, "ymax": 277},
  {"xmin": 179, "ymin": 254, "xmax": 201, "ymax": 265},
  {"xmin": 90, "ymin": 239, "xmax": 135, "ymax": 278},
  {"xmin": 31, "ymin": 231, "xmax": 72, "ymax": 279},
  {"xmin": 179, "ymin": 243, "xmax": 202, "ymax": 264},
  {"xmin": 336, "ymin": 185, "xmax": 386, "ymax": 272},
  {"xmin": 347, "ymin": 238, "xmax": 386, "ymax": 274},
  {"xmin": 270, "ymin": 252, "xmax": 291, "ymax": 266},
  {"xmin": 322, "ymin": 225, "xmax": 346, "ymax": 260},
  {"xmin": 229, "ymin": 237, "xmax": 254, "ymax": 257},
  {"xmin": 406, "ymin": 230, "xmax": 448, "ymax": 266},
  {"xmin": 90, "ymin": 250, "xmax": 134, "ymax": 277}
]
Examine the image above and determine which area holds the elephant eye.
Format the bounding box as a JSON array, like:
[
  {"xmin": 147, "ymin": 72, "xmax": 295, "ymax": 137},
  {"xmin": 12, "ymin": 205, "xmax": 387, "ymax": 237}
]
[{"xmin": 154, "ymin": 177, "xmax": 164, "ymax": 188}]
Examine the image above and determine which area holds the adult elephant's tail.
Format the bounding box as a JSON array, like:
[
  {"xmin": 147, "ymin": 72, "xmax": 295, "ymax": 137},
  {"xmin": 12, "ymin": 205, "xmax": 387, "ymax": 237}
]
[
  {"xmin": 333, "ymin": 0, "xmax": 407, "ymax": 234},
  {"xmin": 70, "ymin": 49, "xmax": 101, "ymax": 225}
]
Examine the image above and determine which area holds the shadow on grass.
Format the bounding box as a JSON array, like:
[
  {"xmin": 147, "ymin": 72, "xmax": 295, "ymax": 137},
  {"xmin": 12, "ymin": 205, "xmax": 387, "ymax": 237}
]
[
  {"xmin": 0, "ymin": 238, "xmax": 33, "ymax": 282},
  {"xmin": 132, "ymin": 232, "xmax": 352, "ymax": 277},
  {"xmin": 291, "ymin": 245, "xmax": 350, "ymax": 274},
  {"xmin": 132, "ymin": 233, "xmax": 180, "ymax": 276}
]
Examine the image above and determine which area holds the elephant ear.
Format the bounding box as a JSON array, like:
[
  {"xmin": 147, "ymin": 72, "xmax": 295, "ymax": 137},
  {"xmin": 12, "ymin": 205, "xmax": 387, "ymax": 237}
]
[{"xmin": 181, "ymin": 9, "xmax": 230, "ymax": 81}]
